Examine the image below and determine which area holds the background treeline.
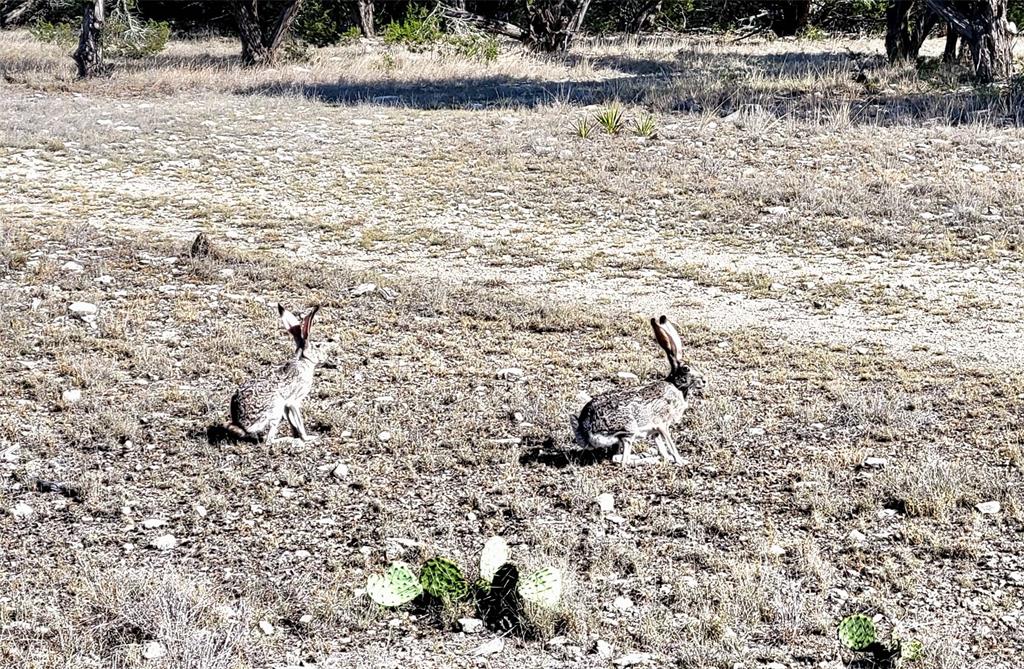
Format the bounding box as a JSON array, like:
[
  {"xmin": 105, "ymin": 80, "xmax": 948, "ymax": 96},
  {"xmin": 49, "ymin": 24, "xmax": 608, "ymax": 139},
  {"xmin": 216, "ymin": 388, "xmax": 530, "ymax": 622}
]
[{"xmin": 11, "ymin": 0, "xmax": 1017, "ymax": 41}]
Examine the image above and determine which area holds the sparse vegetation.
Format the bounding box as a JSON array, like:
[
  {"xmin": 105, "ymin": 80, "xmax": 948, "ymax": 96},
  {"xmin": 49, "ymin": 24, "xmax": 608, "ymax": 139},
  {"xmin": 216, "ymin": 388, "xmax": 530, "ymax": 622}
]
[{"xmin": 0, "ymin": 23, "xmax": 1022, "ymax": 669}]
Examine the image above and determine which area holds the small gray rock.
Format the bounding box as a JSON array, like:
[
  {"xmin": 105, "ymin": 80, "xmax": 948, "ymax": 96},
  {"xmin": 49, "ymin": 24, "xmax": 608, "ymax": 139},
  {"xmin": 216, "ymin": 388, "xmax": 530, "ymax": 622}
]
[
  {"xmin": 11, "ymin": 502, "xmax": 34, "ymax": 519},
  {"xmin": 61, "ymin": 389, "xmax": 82, "ymax": 404},
  {"xmin": 68, "ymin": 302, "xmax": 98, "ymax": 318},
  {"xmin": 976, "ymin": 501, "xmax": 1001, "ymax": 515},
  {"xmin": 150, "ymin": 534, "xmax": 177, "ymax": 550},
  {"xmin": 141, "ymin": 641, "xmax": 166, "ymax": 660},
  {"xmin": 459, "ymin": 617, "xmax": 483, "ymax": 634}
]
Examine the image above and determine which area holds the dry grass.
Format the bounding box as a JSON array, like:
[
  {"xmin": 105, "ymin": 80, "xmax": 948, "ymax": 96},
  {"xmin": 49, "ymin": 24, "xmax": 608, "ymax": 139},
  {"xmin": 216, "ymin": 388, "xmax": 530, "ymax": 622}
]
[{"xmin": 1, "ymin": 27, "xmax": 1023, "ymax": 669}]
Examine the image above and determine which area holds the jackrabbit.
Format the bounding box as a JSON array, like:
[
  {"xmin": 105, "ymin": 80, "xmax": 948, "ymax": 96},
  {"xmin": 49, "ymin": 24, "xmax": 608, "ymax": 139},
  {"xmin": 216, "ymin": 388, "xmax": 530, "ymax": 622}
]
[
  {"xmin": 226, "ymin": 304, "xmax": 325, "ymax": 443},
  {"xmin": 573, "ymin": 315, "xmax": 705, "ymax": 466}
]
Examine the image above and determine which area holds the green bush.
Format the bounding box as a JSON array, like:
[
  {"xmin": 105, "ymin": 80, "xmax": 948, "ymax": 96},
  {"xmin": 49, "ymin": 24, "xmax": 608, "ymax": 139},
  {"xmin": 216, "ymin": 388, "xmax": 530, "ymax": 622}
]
[
  {"xmin": 104, "ymin": 13, "xmax": 170, "ymax": 59},
  {"xmin": 295, "ymin": 0, "xmax": 358, "ymax": 47},
  {"xmin": 383, "ymin": 6, "xmax": 443, "ymax": 49},
  {"xmin": 30, "ymin": 20, "xmax": 76, "ymax": 48},
  {"xmin": 446, "ymin": 33, "xmax": 500, "ymax": 63},
  {"xmin": 31, "ymin": 5, "xmax": 169, "ymax": 59}
]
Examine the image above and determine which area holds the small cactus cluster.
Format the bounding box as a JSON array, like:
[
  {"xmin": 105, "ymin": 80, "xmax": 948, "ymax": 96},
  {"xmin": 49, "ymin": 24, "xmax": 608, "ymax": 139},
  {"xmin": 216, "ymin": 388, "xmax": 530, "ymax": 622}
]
[
  {"xmin": 365, "ymin": 536, "xmax": 564, "ymax": 636},
  {"xmin": 837, "ymin": 613, "xmax": 924, "ymax": 667},
  {"xmin": 366, "ymin": 562, "xmax": 422, "ymax": 608},
  {"xmin": 419, "ymin": 557, "xmax": 469, "ymax": 602},
  {"xmin": 838, "ymin": 613, "xmax": 876, "ymax": 651}
]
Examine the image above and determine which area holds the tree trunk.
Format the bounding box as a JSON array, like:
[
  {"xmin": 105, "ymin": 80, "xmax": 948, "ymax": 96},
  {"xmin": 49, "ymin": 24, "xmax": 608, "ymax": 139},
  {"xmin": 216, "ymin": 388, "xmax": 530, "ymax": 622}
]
[
  {"xmin": 525, "ymin": 0, "xmax": 592, "ymax": 52},
  {"xmin": 924, "ymin": 0, "xmax": 1014, "ymax": 81},
  {"xmin": 73, "ymin": 0, "xmax": 104, "ymax": 78},
  {"xmin": 771, "ymin": 0, "xmax": 810, "ymax": 36},
  {"xmin": 943, "ymin": 22, "xmax": 959, "ymax": 61},
  {"xmin": 627, "ymin": 0, "xmax": 663, "ymax": 34},
  {"xmin": 355, "ymin": 0, "xmax": 374, "ymax": 37},
  {"xmin": 441, "ymin": 6, "xmax": 526, "ymax": 40},
  {"xmin": 234, "ymin": 0, "xmax": 305, "ymax": 66},
  {"xmin": 885, "ymin": 0, "xmax": 937, "ymax": 62}
]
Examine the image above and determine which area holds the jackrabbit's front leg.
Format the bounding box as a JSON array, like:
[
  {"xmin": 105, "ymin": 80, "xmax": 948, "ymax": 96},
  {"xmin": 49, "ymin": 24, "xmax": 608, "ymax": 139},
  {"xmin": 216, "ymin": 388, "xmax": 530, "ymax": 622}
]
[
  {"xmin": 285, "ymin": 403, "xmax": 315, "ymax": 442},
  {"xmin": 655, "ymin": 425, "xmax": 684, "ymax": 465}
]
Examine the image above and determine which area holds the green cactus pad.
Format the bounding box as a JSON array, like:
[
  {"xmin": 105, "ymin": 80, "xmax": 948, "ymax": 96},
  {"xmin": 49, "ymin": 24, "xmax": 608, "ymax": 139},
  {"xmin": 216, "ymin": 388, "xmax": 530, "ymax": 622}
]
[
  {"xmin": 518, "ymin": 566, "xmax": 562, "ymax": 609},
  {"xmin": 479, "ymin": 536, "xmax": 509, "ymax": 583},
  {"xmin": 838, "ymin": 614, "xmax": 877, "ymax": 651},
  {"xmin": 900, "ymin": 639, "xmax": 924, "ymax": 662},
  {"xmin": 366, "ymin": 562, "xmax": 422, "ymax": 607},
  {"xmin": 419, "ymin": 557, "xmax": 469, "ymax": 601}
]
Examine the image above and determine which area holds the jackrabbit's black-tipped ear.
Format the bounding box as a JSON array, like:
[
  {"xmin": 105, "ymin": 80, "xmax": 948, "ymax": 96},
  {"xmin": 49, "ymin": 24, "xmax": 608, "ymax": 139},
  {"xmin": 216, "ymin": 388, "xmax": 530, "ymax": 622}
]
[
  {"xmin": 651, "ymin": 315, "xmax": 683, "ymax": 369},
  {"xmin": 300, "ymin": 305, "xmax": 320, "ymax": 341},
  {"xmin": 279, "ymin": 303, "xmax": 304, "ymax": 346}
]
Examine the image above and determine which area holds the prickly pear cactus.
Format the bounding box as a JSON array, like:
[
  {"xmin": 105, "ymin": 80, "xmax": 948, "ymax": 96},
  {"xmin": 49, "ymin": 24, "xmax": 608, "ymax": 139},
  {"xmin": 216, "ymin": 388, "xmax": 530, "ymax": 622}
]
[
  {"xmin": 838, "ymin": 614, "xmax": 877, "ymax": 651},
  {"xmin": 366, "ymin": 562, "xmax": 422, "ymax": 607},
  {"xmin": 517, "ymin": 566, "xmax": 562, "ymax": 609},
  {"xmin": 479, "ymin": 536, "xmax": 509, "ymax": 583},
  {"xmin": 419, "ymin": 557, "xmax": 469, "ymax": 601},
  {"xmin": 900, "ymin": 639, "xmax": 924, "ymax": 663}
]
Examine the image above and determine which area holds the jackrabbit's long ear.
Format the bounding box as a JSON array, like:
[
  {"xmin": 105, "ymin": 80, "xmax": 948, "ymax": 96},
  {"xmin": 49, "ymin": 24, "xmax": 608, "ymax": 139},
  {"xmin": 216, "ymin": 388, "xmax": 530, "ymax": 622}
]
[
  {"xmin": 279, "ymin": 303, "xmax": 304, "ymax": 347},
  {"xmin": 651, "ymin": 315, "xmax": 683, "ymax": 369},
  {"xmin": 300, "ymin": 305, "xmax": 320, "ymax": 342}
]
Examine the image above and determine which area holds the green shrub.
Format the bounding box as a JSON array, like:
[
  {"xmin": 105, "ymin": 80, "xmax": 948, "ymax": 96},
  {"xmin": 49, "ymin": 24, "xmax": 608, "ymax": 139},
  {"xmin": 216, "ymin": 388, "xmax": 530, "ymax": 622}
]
[
  {"xmin": 30, "ymin": 20, "xmax": 76, "ymax": 48},
  {"xmin": 446, "ymin": 33, "xmax": 499, "ymax": 63},
  {"xmin": 383, "ymin": 5, "xmax": 443, "ymax": 49},
  {"xmin": 30, "ymin": 11, "xmax": 168, "ymax": 59},
  {"xmin": 104, "ymin": 12, "xmax": 170, "ymax": 59},
  {"xmin": 295, "ymin": 0, "xmax": 358, "ymax": 47}
]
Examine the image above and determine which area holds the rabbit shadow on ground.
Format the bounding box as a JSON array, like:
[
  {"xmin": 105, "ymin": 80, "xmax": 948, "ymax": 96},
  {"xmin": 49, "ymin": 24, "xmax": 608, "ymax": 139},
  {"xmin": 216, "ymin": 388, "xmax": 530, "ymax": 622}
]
[{"xmin": 518, "ymin": 435, "xmax": 617, "ymax": 468}]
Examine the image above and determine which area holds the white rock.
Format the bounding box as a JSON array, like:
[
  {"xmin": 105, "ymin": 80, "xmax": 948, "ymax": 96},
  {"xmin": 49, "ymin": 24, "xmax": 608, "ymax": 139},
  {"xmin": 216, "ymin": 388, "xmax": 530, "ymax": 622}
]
[
  {"xmin": 596, "ymin": 493, "xmax": 615, "ymax": 514},
  {"xmin": 150, "ymin": 534, "xmax": 177, "ymax": 550},
  {"xmin": 848, "ymin": 530, "xmax": 867, "ymax": 542},
  {"xmin": 141, "ymin": 641, "xmax": 166, "ymax": 660},
  {"xmin": 766, "ymin": 663, "xmax": 787, "ymax": 669},
  {"xmin": 748, "ymin": 427, "xmax": 766, "ymax": 437},
  {"xmin": 459, "ymin": 617, "xmax": 483, "ymax": 634},
  {"xmin": 613, "ymin": 596, "xmax": 634, "ymax": 611},
  {"xmin": 294, "ymin": 549, "xmax": 311, "ymax": 559},
  {"xmin": 68, "ymin": 302, "xmax": 97, "ymax": 317},
  {"xmin": 299, "ymin": 614, "xmax": 313, "ymax": 624},
  {"xmin": 331, "ymin": 463, "xmax": 349, "ymax": 479},
  {"xmin": 61, "ymin": 389, "xmax": 82, "ymax": 404},
  {"xmin": 616, "ymin": 371, "xmax": 639, "ymax": 381},
  {"xmin": 11, "ymin": 502, "xmax": 34, "ymax": 519},
  {"xmin": 352, "ymin": 282, "xmax": 376, "ymax": 296},
  {"xmin": 378, "ymin": 431, "xmax": 392, "ymax": 442},
  {"xmin": 472, "ymin": 637, "xmax": 504, "ymax": 656},
  {"xmin": 95, "ymin": 275, "xmax": 115, "ymax": 285},
  {"xmin": 768, "ymin": 544, "xmax": 786, "ymax": 557},
  {"xmin": 595, "ymin": 640, "xmax": 614, "ymax": 659},
  {"xmin": 258, "ymin": 619, "xmax": 274, "ymax": 635},
  {"xmin": 863, "ymin": 456, "xmax": 888, "ymax": 468},
  {"xmin": 613, "ymin": 653, "xmax": 652, "ymax": 667},
  {"xmin": 141, "ymin": 518, "xmax": 166, "ymax": 529},
  {"xmin": 976, "ymin": 501, "xmax": 1001, "ymax": 515},
  {"xmin": 194, "ymin": 504, "xmax": 207, "ymax": 518},
  {"xmin": 496, "ymin": 367, "xmax": 524, "ymax": 380},
  {"xmin": 62, "ymin": 261, "xmax": 84, "ymax": 272}
]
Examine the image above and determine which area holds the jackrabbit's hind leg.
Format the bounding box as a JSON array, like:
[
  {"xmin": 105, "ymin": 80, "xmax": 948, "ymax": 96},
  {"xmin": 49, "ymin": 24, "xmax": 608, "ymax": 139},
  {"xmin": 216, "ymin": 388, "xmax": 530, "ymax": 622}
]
[{"xmin": 618, "ymin": 436, "xmax": 636, "ymax": 467}]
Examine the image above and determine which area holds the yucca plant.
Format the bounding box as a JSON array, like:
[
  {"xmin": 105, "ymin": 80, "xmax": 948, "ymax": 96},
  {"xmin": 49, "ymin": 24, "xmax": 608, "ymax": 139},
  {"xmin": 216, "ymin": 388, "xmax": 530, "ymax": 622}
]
[
  {"xmin": 572, "ymin": 117, "xmax": 595, "ymax": 139},
  {"xmin": 594, "ymin": 105, "xmax": 624, "ymax": 135},
  {"xmin": 632, "ymin": 113, "xmax": 658, "ymax": 138}
]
